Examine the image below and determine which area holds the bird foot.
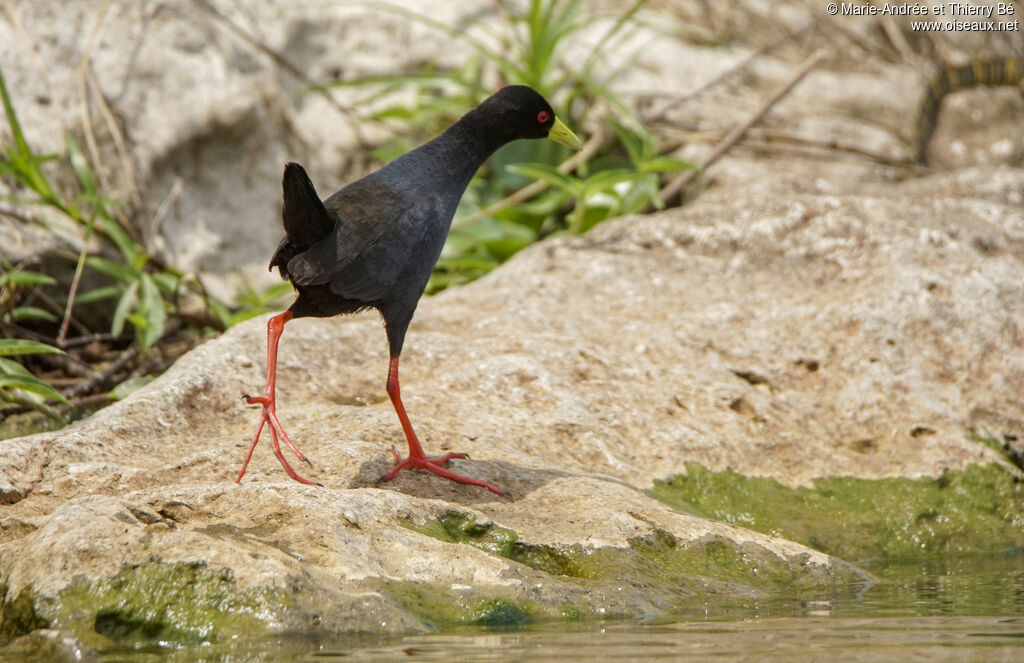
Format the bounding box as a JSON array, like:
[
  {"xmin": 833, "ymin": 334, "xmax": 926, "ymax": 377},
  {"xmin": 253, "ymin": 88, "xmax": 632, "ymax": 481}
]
[
  {"xmin": 237, "ymin": 395, "xmax": 321, "ymax": 486},
  {"xmin": 378, "ymin": 447, "xmax": 505, "ymax": 496}
]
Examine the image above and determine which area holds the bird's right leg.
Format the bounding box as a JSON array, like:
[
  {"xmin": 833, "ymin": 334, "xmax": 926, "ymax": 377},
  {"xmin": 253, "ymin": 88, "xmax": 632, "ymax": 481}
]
[
  {"xmin": 377, "ymin": 355, "xmax": 505, "ymax": 495},
  {"xmin": 236, "ymin": 310, "xmax": 320, "ymax": 486}
]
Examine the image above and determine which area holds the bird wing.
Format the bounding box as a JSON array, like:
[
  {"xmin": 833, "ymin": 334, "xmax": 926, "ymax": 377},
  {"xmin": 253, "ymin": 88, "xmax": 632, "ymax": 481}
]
[
  {"xmin": 325, "ymin": 191, "xmax": 457, "ymax": 302},
  {"xmin": 285, "ymin": 175, "xmax": 416, "ymax": 301}
]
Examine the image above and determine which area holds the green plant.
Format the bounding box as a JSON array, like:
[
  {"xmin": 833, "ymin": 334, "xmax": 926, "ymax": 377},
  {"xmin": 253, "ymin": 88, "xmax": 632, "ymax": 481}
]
[
  {"xmin": 508, "ymin": 120, "xmax": 693, "ymax": 233},
  {"xmin": 0, "ymin": 264, "xmax": 58, "ymax": 324},
  {"xmin": 207, "ymin": 281, "xmax": 294, "ymax": 328},
  {"xmin": 0, "ymin": 66, "xmax": 174, "ymax": 351},
  {"xmin": 0, "ymin": 65, "xmax": 272, "ymax": 351},
  {"xmin": 0, "ymin": 338, "xmax": 69, "ymax": 421},
  {"xmin": 328, "ymin": 0, "xmax": 693, "ymax": 292},
  {"xmin": 0, "ymin": 265, "xmax": 69, "ymax": 420}
]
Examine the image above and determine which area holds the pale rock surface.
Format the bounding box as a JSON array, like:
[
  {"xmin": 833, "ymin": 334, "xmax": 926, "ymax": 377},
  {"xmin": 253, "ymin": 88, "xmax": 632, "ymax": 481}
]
[
  {"xmin": 2, "ymin": 165, "xmax": 1021, "ymax": 633},
  {"xmin": 3, "ymin": 0, "xmax": 1020, "ymax": 297},
  {"xmin": 1, "ymin": 0, "xmax": 1022, "ymax": 643}
]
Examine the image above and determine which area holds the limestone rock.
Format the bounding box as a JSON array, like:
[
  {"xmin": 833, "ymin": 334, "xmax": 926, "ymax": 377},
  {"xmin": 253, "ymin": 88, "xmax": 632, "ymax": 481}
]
[
  {"xmin": 2, "ymin": 165, "xmax": 1021, "ymax": 639},
  {"xmin": 1, "ymin": 0, "xmax": 1022, "ymax": 648}
]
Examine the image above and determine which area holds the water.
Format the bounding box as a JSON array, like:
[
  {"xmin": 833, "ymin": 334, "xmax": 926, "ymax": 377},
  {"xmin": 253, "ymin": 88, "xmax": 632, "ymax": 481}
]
[
  {"xmin": 327, "ymin": 618, "xmax": 1022, "ymax": 662},
  {"xmin": 5, "ymin": 551, "xmax": 1021, "ymax": 661}
]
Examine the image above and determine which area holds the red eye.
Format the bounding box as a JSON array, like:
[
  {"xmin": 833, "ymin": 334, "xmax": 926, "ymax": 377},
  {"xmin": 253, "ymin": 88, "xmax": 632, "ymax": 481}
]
[{"xmin": 536, "ymin": 110, "xmax": 551, "ymax": 124}]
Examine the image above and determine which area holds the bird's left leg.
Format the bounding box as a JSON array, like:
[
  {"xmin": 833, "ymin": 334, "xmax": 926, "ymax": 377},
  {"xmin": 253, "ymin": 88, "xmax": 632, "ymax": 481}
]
[{"xmin": 236, "ymin": 310, "xmax": 320, "ymax": 486}]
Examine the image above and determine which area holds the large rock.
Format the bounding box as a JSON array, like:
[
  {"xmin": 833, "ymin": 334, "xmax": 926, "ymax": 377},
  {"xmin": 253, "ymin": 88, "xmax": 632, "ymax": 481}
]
[
  {"xmin": 2, "ymin": 162, "xmax": 1022, "ymax": 642},
  {"xmin": 2, "ymin": 0, "xmax": 1022, "ymax": 651},
  {"xmin": 0, "ymin": 0, "xmax": 484, "ymax": 297},
  {"xmin": 3, "ymin": 0, "xmax": 1021, "ymax": 299}
]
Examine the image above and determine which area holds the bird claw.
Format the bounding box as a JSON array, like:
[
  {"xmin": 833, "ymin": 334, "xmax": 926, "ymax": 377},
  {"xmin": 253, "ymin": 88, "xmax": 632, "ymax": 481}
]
[
  {"xmin": 236, "ymin": 400, "xmax": 319, "ymax": 486},
  {"xmin": 377, "ymin": 451, "xmax": 505, "ymax": 496},
  {"xmin": 243, "ymin": 394, "xmax": 268, "ymax": 406}
]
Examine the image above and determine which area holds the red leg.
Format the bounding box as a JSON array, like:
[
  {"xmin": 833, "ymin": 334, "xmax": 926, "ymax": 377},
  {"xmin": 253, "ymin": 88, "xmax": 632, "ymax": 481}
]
[
  {"xmin": 378, "ymin": 356, "xmax": 504, "ymax": 495},
  {"xmin": 236, "ymin": 311, "xmax": 321, "ymax": 486}
]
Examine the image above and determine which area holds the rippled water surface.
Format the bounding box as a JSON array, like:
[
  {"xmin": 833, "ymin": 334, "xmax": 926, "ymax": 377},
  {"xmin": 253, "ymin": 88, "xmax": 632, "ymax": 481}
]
[
  {"xmin": 10, "ymin": 550, "xmax": 1023, "ymax": 662},
  {"xmin": 324, "ymin": 617, "xmax": 1022, "ymax": 662}
]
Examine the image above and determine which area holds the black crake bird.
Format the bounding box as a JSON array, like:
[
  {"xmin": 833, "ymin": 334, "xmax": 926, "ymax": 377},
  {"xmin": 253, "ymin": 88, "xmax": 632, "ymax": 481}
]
[{"xmin": 236, "ymin": 85, "xmax": 582, "ymax": 495}]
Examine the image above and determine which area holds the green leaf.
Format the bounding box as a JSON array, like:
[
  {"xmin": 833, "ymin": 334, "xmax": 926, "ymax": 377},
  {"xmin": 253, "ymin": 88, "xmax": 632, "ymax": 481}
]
[
  {"xmin": 225, "ymin": 309, "xmax": 267, "ymax": 326},
  {"xmin": 97, "ymin": 213, "xmax": 143, "ymax": 265},
  {"xmin": 206, "ymin": 297, "xmax": 233, "ymax": 330},
  {"xmin": 0, "ymin": 373, "xmax": 70, "ymax": 405},
  {"xmin": 639, "ymin": 156, "xmax": 696, "ymax": 174},
  {"xmin": 0, "ymin": 269, "xmax": 57, "ymax": 287},
  {"xmin": 0, "ymin": 338, "xmax": 65, "ymax": 357},
  {"xmin": 111, "ymin": 280, "xmax": 139, "ymax": 337},
  {"xmin": 74, "ymin": 285, "xmax": 121, "ymax": 304},
  {"xmin": 150, "ymin": 271, "xmax": 179, "ymax": 294},
  {"xmin": 435, "ymin": 255, "xmax": 498, "ymax": 273},
  {"xmin": 371, "ymin": 138, "xmax": 415, "ymax": 163},
  {"xmin": 67, "ymin": 134, "xmax": 97, "ymax": 197},
  {"xmin": 86, "ymin": 256, "xmax": 138, "ymax": 282},
  {"xmin": 233, "ymin": 281, "xmax": 293, "ymax": 309},
  {"xmin": 506, "ymin": 163, "xmax": 578, "ymax": 193},
  {"xmin": 0, "ymin": 69, "xmax": 63, "ymax": 209},
  {"xmin": 138, "ymin": 272, "xmax": 166, "ymax": 348},
  {"xmin": 0, "ymin": 358, "xmax": 41, "ymax": 405},
  {"xmin": 110, "ymin": 376, "xmax": 154, "ymax": 401},
  {"xmin": 125, "ymin": 312, "xmax": 147, "ymax": 329},
  {"xmin": 9, "ymin": 306, "xmax": 58, "ymax": 323},
  {"xmin": 581, "ymin": 169, "xmax": 648, "ymax": 192},
  {"xmin": 611, "ymin": 120, "xmax": 648, "ymax": 164}
]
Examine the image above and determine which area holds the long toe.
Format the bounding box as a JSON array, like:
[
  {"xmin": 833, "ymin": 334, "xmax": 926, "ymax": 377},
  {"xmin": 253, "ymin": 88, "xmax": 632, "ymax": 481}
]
[
  {"xmin": 430, "ymin": 452, "xmax": 468, "ymax": 465},
  {"xmin": 379, "ymin": 453, "xmax": 504, "ymax": 495},
  {"xmin": 238, "ymin": 404, "xmax": 320, "ymax": 486},
  {"xmin": 420, "ymin": 460, "xmax": 505, "ymax": 496}
]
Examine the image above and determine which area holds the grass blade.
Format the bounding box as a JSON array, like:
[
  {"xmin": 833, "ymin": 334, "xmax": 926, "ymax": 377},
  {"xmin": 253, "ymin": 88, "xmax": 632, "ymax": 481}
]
[
  {"xmin": 0, "ymin": 339, "xmax": 66, "ymax": 357},
  {"xmin": 111, "ymin": 280, "xmax": 139, "ymax": 337},
  {"xmin": 0, "ymin": 373, "xmax": 71, "ymax": 405}
]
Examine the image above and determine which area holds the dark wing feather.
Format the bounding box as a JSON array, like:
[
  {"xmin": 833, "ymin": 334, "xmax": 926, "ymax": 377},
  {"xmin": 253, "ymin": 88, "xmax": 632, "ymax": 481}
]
[
  {"xmin": 286, "ymin": 176, "xmax": 414, "ymax": 298},
  {"xmin": 324, "ymin": 192, "xmax": 453, "ymax": 303},
  {"xmin": 285, "ymin": 141, "xmax": 467, "ymax": 304}
]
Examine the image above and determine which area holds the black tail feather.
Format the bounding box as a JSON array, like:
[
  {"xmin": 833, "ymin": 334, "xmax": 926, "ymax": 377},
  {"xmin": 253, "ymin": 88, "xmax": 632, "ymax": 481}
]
[
  {"xmin": 270, "ymin": 162, "xmax": 335, "ymax": 276},
  {"xmin": 282, "ymin": 162, "xmax": 333, "ymax": 245}
]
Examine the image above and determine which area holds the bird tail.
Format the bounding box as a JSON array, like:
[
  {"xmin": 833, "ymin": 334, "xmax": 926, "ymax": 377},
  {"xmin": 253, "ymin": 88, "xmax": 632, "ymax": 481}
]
[{"xmin": 269, "ymin": 162, "xmax": 335, "ymax": 277}]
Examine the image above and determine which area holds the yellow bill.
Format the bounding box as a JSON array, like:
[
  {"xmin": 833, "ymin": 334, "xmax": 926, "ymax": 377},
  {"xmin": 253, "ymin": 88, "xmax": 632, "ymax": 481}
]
[{"xmin": 547, "ymin": 116, "xmax": 583, "ymax": 150}]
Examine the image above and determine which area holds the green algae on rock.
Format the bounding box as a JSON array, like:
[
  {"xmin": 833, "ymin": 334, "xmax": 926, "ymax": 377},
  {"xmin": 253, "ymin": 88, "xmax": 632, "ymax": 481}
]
[
  {"xmin": 472, "ymin": 599, "xmax": 530, "ymax": 627},
  {"xmin": 404, "ymin": 510, "xmax": 869, "ymax": 625},
  {"xmin": 379, "ymin": 581, "xmax": 546, "ymax": 630},
  {"xmin": 2, "ymin": 560, "xmax": 291, "ymax": 650},
  {"xmin": 0, "ymin": 584, "xmax": 48, "ymax": 646},
  {"xmin": 405, "ymin": 512, "xmax": 599, "ymax": 579},
  {"xmin": 650, "ymin": 463, "xmax": 1024, "ymax": 562}
]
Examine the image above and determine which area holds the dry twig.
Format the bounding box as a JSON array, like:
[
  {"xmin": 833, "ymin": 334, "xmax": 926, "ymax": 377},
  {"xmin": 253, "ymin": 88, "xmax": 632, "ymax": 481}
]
[
  {"xmin": 643, "ymin": 21, "xmax": 817, "ymax": 124},
  {"xmin": 658, "ymin": 51, "xmax": 824, "ymax": 205},
  {"xmin": 64, "ymin": 345, "xmax": 140, "ymax": 399}
]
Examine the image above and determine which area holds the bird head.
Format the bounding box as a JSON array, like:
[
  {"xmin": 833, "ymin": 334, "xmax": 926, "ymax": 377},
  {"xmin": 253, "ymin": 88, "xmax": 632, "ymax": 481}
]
[{"xmin": 471, "ymin": 85, "xmax": 583, "ymax": 150}]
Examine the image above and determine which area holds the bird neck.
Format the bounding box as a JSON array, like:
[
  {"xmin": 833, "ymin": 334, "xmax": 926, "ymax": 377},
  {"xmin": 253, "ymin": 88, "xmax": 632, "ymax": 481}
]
[
  {"xmin": 381, "ymin": 116, "xmax": 503, "ymax": 196},
  {"xmin": 375, "ymin": 106, "xmax": 513, "ymax": 202},
  {"xmin": 436, "ymin": 112, "xmax": 508, "ymax": 172},
  {"xmin": 448, "ymin": 108, "xmax": 516, "ymax": 161}
]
